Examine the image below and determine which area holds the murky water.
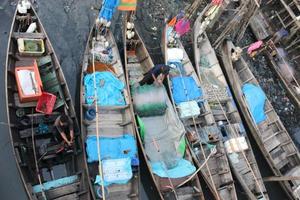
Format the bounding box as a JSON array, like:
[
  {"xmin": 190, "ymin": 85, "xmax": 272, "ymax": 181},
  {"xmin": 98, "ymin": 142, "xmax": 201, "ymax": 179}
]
[{"xmin": 0, "ymin": 0, "xmax": 298, "ymax": 199}]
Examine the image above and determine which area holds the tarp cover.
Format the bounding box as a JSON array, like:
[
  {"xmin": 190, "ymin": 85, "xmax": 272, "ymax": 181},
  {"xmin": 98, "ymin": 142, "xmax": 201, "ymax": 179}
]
[
  {"xmin": 171, "ymin": 76, "xmax": 203, "ymax": 104},
  {"xmin": 242, "ymin": 83, "xmax": 266, "ymax": 124},
  {"xmin": 84, "ymin": 72, "xmax": 125, "ymax": 106},
  {"xmin": 99, "ymin": 0, "xmax": 119, "ymax": 21},
  {"xmin": 95, "ymin": 158, "xmax": 132, "ymax": 186},
  {"xmin": 151, "ymin": 158, "xmax": 195, "ymax": 178},
  {"xmin": 86, "ymin": 134, "xmax": 137, "ymax": 163}
]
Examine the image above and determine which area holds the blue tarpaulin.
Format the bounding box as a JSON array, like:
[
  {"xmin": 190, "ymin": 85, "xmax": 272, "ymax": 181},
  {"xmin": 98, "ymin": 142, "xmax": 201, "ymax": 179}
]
[
  {"xmin": 151, "ymin": 159, "xmax": 196, "ymax": 178},
  {"xmin": 171, "ymin": 76, "xmax": 203, "ymax": 104},
  {"xmin": 32, "ymin": 175, "xmax": 78, "ymax": 193},
  {"xmin": 99, "ymin": 0, "xmax": 119, "ymax": 21},
  {"xmin": 242, "ymin": 83, "xmax": 266, "ymax": 124},
  {"xmin": 84, "ymin": 72, "xmax": 125, "ymax": 106},
  {"xmin": 86, "ymin": 134, "xmax": 137, "ymax": 163}
]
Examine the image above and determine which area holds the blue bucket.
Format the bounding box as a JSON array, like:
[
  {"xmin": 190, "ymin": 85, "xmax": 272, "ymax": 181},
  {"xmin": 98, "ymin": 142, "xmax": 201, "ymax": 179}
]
[{"xmin": 85, "ymin": 108, "xmax": 96, "ymax": 121}]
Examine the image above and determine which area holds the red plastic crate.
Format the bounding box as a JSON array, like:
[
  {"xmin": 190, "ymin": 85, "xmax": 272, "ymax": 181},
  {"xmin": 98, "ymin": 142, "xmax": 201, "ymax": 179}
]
[{"xmin": 36, "ymin": 92, "xmax": 57, "ymax": 114}]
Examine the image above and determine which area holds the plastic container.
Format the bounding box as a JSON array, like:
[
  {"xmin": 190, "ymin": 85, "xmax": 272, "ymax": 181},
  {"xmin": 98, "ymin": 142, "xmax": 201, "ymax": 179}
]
[
  {"xmin": 15, "ymin": 59, "xmax": 43, "ymax": 103},
  {"xmin": 17, "ymin": 38, "xmax": 45, "ymax": 56},
  {"xmin": 36, "ymin": 92, "xmax": 57, "ymax": 114}
]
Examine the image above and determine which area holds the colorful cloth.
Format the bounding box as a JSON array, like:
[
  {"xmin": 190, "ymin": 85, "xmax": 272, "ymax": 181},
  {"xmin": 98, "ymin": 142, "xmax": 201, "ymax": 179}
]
[
  {"xmin": 118, "ymin": 0, "xmax": 137, "ymax": 11},
  {"xmin": 247, "ymin": 40, "xmax": 263, "ymax": 55}
]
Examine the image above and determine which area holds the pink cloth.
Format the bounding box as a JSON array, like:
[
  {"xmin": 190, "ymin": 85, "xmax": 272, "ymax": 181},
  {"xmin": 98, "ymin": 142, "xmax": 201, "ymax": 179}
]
[
  {"xmin": 247, "ymin": 40, "xmax": 263, "ymax": 54},
  {"xmin": 212, "ymin": 0, "xmax": 223, "ymax": 5},
  {"xmin": 175, "ymin": 19, "xmax": 190, "ymax": 36}
]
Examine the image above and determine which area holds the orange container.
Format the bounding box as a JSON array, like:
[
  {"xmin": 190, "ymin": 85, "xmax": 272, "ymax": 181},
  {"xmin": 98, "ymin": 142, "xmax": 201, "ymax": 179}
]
[{"xmin": 15, "ymin": 59, "xmax": 43, "ymax": 103}]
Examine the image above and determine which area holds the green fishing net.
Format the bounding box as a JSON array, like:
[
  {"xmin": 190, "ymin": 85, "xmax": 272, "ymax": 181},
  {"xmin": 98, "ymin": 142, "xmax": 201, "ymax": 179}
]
[{"xmin": 131, "ymin": 84, "xmax": 167, "ymax": 117}]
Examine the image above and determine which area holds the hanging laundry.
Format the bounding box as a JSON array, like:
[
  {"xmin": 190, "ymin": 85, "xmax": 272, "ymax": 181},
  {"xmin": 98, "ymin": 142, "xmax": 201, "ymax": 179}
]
[
  {"xmin": 99, "ymin": 0, "xmax": 119, "ymax": 21},
  {"xmin": 84, "ymin": 71, "xmax": 125, "ymax": 106},
  {"xmin": 118, "ymin": 0, "xmax": 137, "ymax": 11}
]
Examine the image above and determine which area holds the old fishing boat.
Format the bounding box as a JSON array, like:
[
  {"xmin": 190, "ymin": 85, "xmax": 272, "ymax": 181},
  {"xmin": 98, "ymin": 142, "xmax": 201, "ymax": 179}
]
[
  {"xmin": 80, "ymin": 10, "xmax": 140, "ymax": 200},
  {"xmin": 249, "ymin": 4, "xmax": 300, "ymax": 108},
  {"xmin": 5, "ymin": 1, "xmax": 90, "ymax": 199},
  {"xmin": 162, "ymin": 21, "xmax": 237, "ymax": 200},
  {"xmin": 193, "ymin": 15, "xmax": 269, "ymax": 199},
  {"xmin": 123, "ymin": 12, "xmax": 205, "ymax": 200},
  {"xmin": 220, "ymin": 40, "xmax": 300, "ymax": 200}
]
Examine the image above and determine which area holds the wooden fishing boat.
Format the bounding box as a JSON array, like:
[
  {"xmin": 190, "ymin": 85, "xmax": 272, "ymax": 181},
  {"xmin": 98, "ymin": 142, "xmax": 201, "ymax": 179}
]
[
  {"xmin": 162, "ymin": 22, "xmax": 237, "ymax": 200},
  {"xmin": 220, "ymin": 40, "xmax": 300, "ymax": 200},
  {"xmin": 193, "ymin": 15, "xmax": 269, "ymax": 199},
  {"xmin": 80, "ymin": 16, "xmax": 140, "ymax": 199},
  {"xmin": 5, "ymin": 1, "xmax": 90, "ymax": 199},
  {"xmin": 249, "ymin": 10, "xmax": 300, "ymax": 108},
  {"xmin": 123, "ymin": 12, "xmax": 205, "ymax": 200}
]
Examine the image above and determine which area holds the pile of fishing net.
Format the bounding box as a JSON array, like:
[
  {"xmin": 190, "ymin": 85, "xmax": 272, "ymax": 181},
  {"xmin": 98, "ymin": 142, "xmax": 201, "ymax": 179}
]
[{"xmin": 132, "ymin": 85, "xmax": 167, "ymax": 117}]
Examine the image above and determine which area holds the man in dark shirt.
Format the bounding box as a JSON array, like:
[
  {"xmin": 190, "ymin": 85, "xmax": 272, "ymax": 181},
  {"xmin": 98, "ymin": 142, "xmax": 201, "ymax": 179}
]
[
  {"xmin": 139, "ymin": 64, "xmax": 170, "ymax": 86},
  {"xmin": 54, "ymin": 114, "xmax": 74, "ymax": 147}
]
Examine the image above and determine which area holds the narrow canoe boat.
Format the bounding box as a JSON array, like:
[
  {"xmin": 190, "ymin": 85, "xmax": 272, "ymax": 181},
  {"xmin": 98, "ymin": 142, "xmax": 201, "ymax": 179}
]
[
  {"xmin": 5, "ymin": 1, "xmax": 90, "ymax": 199},
  {"xmin": 80, "ymin": 17, "xmax": 139, "ymax": 200},
  {"xmin": 220, "ymin": 40, "xmax": 300, "ymax": 200},
  {"xmin": 193, "ymin": 15, "xmax": 269, "ymax": 200},
  {"xmin": 123, "ymin": 12, "xmax": 205, "ymax": 200},
  {"xmin": 249, "ymin": 10, "xmax": 300, "ymax": 108},
  {"xmin": 162, "ymin": 22, "xmax": 237, "ymax": 200}
]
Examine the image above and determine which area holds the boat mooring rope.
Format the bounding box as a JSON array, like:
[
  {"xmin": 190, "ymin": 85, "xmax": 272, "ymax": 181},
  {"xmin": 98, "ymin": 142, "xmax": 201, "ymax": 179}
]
[{"xmin": 92, "ymin": 32, "xmax": 106, "ymax": 200}]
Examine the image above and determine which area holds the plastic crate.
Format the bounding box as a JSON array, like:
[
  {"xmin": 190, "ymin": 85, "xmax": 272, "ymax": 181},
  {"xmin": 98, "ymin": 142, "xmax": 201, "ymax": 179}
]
[{"xmin": 36, "ymin": 92, "xmax": 57, "ymax": 114}]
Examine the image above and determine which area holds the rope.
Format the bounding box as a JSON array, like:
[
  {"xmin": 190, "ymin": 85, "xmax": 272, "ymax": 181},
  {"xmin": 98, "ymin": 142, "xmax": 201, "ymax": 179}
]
[
  {"xmin": 91, "ymin": 35, "xmax": 106, "ymax": 200},
  {"xmin": 31, "ymin": 108, "xmax": 47, "ymax": 200}
]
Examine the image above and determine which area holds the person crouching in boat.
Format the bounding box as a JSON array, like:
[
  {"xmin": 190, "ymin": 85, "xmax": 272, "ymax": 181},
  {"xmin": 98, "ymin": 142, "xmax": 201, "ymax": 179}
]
[
  {"xmin": 138, "ymin": 64, "xmax": 170, "ymax": 87},
  {"xmin": 54, "ymin": 114, "xmax": 74, "ymax": 152}
]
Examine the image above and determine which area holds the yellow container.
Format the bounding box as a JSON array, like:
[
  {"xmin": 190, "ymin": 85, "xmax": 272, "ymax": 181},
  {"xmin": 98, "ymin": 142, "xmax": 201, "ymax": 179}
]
[{"xmin": 17, "ymin": 38, "xmax": 45, "ymax": 56}]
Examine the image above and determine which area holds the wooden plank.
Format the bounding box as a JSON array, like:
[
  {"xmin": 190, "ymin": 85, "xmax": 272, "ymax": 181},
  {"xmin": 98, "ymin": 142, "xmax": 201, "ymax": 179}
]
[
  {"xmin": 12, "ymin": 32, "xmax": 45, "ymax": 39},
  {"xmin": 52, "ymin": 193, "xmax": 79, "ymax": 200},
  {"xmin": 14, "ymin": 93, "xmax": 37, "ymax": 108},
  {"xmin": 36, "ymin": 182, "xmax": 79, "ymax": 199},
  {"xmin": 263, "ymin": 176, "xmax": 300, "ymax": 182},
  {"xmin": 19, "ymin": 126, "xmax": 56, "ymax": 138},
  {"xmin": 82, "ymin": 104, "xmax": 129, "ymax": 110}
]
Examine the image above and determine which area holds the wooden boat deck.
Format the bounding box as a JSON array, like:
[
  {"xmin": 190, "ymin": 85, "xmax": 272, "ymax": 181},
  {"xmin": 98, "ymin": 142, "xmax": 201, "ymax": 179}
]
[
  {"xmin": 124, "ymin": 13, "xmax": 205, "ymax": 200},
  {"xmin": 193, "ymin": 13, "xmax": 269, "ymax": 198},
  {"xmin": 162, "ymin": 24, "xmax": 237, "ymax": 200},
  {"xmin": 220, "ymin": 40, "xmax": 300, "ymax": 200},
  {"xmin": 249, "ymin": 5, "xmax": 300, "ymax": 108},
  {"xmin": 5, "ymin": 2, "xmax": 89, "ymax": 199},
  {"xmin": 80, "ymin": 22, "xmax": 139, "ymax": 200}
]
